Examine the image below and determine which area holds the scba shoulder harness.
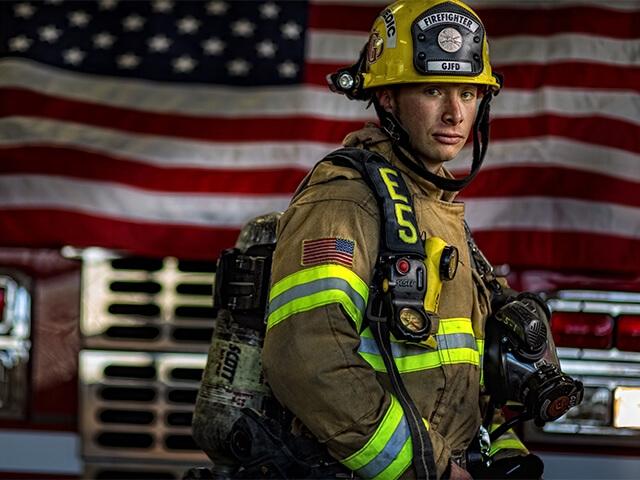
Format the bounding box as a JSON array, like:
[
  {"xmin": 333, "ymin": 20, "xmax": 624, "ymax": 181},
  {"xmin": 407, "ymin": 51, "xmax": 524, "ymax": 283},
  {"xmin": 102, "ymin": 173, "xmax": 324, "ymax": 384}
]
[
  {"xmin": 321, "ymin": 148, "xmax": 437, "ymax": 480},
  {"xmin": 212, "ymin": 147, "xmax": 453, "ymax": 479}
]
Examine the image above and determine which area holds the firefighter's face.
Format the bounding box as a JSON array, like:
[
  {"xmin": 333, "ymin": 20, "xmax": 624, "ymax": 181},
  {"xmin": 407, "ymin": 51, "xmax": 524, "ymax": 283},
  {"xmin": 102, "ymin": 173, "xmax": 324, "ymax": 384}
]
[{"xmin": 377, "ymin": 83, "xmax": 480, "ymax": 172}]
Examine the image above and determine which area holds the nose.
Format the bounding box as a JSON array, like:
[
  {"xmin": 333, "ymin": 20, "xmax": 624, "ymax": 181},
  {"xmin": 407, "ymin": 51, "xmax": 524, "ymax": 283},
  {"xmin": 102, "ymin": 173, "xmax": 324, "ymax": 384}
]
[{"xmin": 442, "ymin": 94, "xmax": 464, "ymax": 126}]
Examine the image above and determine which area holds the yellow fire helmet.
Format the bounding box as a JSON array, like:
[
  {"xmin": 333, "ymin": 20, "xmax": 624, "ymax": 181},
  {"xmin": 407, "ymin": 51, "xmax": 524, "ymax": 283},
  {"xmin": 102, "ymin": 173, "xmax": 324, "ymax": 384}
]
[{"xmin": 329, "ymin": 0, "xmax": 501, "ymax": 100}]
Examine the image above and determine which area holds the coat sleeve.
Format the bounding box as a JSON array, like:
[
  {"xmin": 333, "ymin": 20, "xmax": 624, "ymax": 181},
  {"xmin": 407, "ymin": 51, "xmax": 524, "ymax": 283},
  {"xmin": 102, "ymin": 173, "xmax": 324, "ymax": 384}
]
[
  {"xmin": 480, "ymin": 272, "xmax": 528, "ymax": 461},
  {"xmin": 487, "ymin": 410, "xmax": 529, "ymax": 460},
  {"xmin": 262, "ymin": 183, "xmax": 453, "ymax": 479}
]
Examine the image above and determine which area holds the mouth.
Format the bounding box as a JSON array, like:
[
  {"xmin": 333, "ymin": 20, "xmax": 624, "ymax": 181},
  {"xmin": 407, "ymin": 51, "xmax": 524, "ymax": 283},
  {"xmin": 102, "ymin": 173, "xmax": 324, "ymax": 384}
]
[{"xmin": 432, "ymin": 133, "xmax": 464, "ymax": 145}]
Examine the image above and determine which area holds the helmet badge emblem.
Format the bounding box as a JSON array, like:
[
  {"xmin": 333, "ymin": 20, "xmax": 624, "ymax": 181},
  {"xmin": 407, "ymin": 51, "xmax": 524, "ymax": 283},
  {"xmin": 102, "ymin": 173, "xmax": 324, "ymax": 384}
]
[
  {"xmin": 437, "ymin": 27, "xmax": 463, "ymax": 53},
  {"xmin": 367, "ymin": 30, "xmax": 384, "ymax": 63}
]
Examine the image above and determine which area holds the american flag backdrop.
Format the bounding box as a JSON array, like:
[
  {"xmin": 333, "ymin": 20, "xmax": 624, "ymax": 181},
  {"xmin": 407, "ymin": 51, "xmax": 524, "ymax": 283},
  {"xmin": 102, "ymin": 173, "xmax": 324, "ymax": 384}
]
[{"xmin": 0, "ymin": 0, "xmax": 638, "ymax": 274}]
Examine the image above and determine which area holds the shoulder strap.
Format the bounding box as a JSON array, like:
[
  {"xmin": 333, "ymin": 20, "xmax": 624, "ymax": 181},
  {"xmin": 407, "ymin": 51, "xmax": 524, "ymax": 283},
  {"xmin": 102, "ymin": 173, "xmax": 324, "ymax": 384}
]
[
  {"xmin": 323, "ymin": 147, "xmax": 425, "ymax": 259},
  {"xmin": 326, "ymin": 148, "xmax": 436, "ymax": 480}
]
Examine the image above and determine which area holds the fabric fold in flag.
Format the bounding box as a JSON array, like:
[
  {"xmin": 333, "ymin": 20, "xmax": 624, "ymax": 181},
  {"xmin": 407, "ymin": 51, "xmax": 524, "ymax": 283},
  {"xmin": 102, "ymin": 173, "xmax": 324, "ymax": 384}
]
[{"xmin": 0, "ymin": 0, "xmax": 638, "ymax": 273}]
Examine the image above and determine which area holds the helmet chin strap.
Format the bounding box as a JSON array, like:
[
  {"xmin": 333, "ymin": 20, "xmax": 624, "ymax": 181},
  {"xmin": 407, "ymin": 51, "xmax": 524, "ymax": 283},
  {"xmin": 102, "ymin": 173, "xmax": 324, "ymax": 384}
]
[{"xmin": 373, "ymin": 91, "xmax": 496, "ymax": 192}]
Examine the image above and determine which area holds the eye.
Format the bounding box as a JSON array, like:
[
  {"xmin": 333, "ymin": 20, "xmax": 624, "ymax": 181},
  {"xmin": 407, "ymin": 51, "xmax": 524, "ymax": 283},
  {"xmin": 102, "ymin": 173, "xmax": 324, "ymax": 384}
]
[
  {"xmin": 461, "ymin": 89, "xmax": 477, "ymax": 101},
  {"xmin": 424, "ymin": 87, "xmax": 441, "ymax": 96}
]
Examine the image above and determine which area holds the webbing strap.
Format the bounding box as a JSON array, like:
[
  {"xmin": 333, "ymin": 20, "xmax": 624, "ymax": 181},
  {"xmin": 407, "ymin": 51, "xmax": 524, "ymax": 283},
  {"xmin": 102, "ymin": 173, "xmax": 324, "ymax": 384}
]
[
  {"xmin": 324, "ymin": 148, "xmax": 424, "ymax": 258},
  {"xmin": 369, "ymin": 316, "xmax": 436, "ymax": 480},
  {"xmin": 300, "ymin": 147, "xmax": 436, "ymax": 478}
]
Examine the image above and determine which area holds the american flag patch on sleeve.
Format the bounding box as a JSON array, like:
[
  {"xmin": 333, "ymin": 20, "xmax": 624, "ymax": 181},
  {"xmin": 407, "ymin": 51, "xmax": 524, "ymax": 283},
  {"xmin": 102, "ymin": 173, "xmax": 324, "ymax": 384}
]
[{"xmin": 301, "ymin": 238, "xmax": 355, "ymax": 268}]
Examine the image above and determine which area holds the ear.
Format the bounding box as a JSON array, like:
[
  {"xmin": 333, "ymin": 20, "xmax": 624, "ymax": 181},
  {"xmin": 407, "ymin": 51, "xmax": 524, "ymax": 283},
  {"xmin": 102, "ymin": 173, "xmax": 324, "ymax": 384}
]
[{"xmin": 375, "ymin": 88, "xmax": 395, "ymax": 114}]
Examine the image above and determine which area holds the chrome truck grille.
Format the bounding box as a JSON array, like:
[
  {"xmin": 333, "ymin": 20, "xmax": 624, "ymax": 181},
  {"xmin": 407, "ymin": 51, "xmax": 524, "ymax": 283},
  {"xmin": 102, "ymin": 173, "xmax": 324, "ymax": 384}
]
[
  {"xmin": 79, "ymin": 251, "xmax": 215, "ymax": 478},
  {"xmin": 80, "ymin": 350, "xmax": 209, "ymax": 462},
  {"xmin": 81, "ymin": 253, "xmax": 216, "ymax": 353}
]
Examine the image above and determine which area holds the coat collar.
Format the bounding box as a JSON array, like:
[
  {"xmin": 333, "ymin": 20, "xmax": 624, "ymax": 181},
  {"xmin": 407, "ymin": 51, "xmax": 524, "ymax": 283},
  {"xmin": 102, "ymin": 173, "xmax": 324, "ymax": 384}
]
[{"xmin": 342, "ymin": 124, "xmax": 459, "ymax": 202}]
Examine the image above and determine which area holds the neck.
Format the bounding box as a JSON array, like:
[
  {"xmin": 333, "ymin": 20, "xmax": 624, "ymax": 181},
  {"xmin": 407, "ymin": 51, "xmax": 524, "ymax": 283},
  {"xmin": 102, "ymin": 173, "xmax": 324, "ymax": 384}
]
[
  {"xmin": 409, "ymin": 147, "xmax": 444, "ymax": 175},
  {"xmin": 420, "ymin": 157, "xmax": 444, "ymax": 175}
]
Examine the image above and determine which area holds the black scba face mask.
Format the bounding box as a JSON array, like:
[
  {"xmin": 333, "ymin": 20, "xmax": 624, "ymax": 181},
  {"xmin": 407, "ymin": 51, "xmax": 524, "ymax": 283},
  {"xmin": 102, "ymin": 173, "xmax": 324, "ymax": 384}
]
[
  {"xmin": 411, "ymin": 2, "xmax": 485, "ymax": 79},
  {"xmin": 485, "ymin": 293, "xmax": 584, "ymax": 427}
]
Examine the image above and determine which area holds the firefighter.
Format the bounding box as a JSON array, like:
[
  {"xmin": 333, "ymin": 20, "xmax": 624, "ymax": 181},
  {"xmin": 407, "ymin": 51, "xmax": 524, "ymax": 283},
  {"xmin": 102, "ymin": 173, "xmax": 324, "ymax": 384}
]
[{"xmin": 262, "ymin": 1, "xmax": 540, "ymax": 478}]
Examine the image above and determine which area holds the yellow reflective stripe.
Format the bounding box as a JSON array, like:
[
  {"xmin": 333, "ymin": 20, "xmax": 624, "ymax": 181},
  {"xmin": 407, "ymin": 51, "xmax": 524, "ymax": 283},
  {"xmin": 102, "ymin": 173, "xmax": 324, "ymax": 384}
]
[
  {"xmin": 267, "ymin": 290, "xmax": 359, "ymax": 330},
  {"xmin": 341, "ymin": 396, "xmax": 412, "ymax": 479},
  {"xmin": 423, "ymin": 418, "xmax": 430, "ymax": 431},
  {"xmin": 373, "ymin": 437, "xmax": 412, "ymax": 480},
  {"xmin": 488, "ymin": 425, "xmax": 528, "ymax": 456},
  {"xmin": 477, "ymin": 339, "xmax": 485, "ymax": 386},
  {"xmin": 359, "ymin": 317, "xmax": 473, "ymax": 339},
  {"xmin": 477, "ymin": 339, "xmax": 485, "ymax": 354},
  {"xmin": 358, "ymin": 318, "xmax": 479, "ymax": 373},
  {"xmin": 438, "ymin": 317, "xmax": 474, "ymax": 335},
  {"xmin": 266, "ymin": 264, "xmax": 369, "ymax": 330},
  {"xmin": 359, "ymin": 347, "xmax": 479, "ymax": 373},
  {"xmin": 269, "ymin": 264, "xmax": 368, "ymax": 300}
]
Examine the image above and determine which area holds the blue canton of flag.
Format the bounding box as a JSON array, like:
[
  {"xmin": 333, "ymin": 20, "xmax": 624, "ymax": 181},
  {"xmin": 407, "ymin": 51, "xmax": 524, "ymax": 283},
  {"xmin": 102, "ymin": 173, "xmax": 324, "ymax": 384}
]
[
  {"xmin": 0, "ymin": 0, "xmax": 308, "ymax": 85},
  {"xmin": 336, "ymin": 238, "xmax": 355, "ymax": 255}
]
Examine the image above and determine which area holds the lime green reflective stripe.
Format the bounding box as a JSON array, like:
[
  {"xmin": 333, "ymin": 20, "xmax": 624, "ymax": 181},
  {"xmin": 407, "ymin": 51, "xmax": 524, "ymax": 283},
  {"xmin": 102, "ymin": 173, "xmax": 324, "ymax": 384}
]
[
  {"xmin": 438, "ymin": 317, "xmax": 474, "ymax": 335},
  {"xmin": 341, "ymin": 396, "xmax": 412, "ymax": 479},
  {"xmin": 269, "ymin": 264, "xmax": 368, "ymax": 300},
  {"xmin": 358, "ymin": 318, "xmax": 480, "ymax": 373},
  {"xmin": 477, "ymin": 339, "xmax": 485, "ymax": 386},
  {"xmin": 359, "ymin": 317, "xmax": 473, "ymax": 339},
  {"xmin": 477, "ymin": 339, "xmax": 485, "ymax": 355},
  {"xmin": 360, "ymin": 347, "xmax": 479, "ymax": 373},
  {"xmin": 372, "ymin": 437, "xmax": 412, "ymax": 480},
  {"xmin": 266, "ymin": 264, "xmax": 369, "ymax": 330},
  {"xmin": 488, "ymin": 424, "xmax": 528, "ymax": 456}
]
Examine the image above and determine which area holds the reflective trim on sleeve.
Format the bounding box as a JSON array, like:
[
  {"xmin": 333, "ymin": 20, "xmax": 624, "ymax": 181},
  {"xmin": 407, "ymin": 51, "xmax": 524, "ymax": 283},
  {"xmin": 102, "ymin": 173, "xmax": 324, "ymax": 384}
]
[
  {"xmin": 341, "ymin": 395, "xmax": 413, "ymax": 480},
  {"xmin": 488, "ymin": 424, "xmax": 528, "ymax": 457},
  {"xmin": 358, "ymin": 318, "xmax": 480, "ymax": 373},
  {"xmin": 437, "ymin": 332, "xmax": 477, "ymax": 350},
  {"xmin": 477, "ymin": 338, "xmax": 485, "ymax": 386},
  {"xmin": 266, "ymin": 264, "xmax": 369, "ymax": 330}
]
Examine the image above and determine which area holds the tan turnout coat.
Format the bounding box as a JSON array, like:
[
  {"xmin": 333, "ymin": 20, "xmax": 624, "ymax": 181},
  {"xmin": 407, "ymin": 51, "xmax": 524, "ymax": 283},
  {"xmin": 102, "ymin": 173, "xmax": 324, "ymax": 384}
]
[{"xmin": 263, "ymin": 125, "xmax": 500, "ymax": 478}]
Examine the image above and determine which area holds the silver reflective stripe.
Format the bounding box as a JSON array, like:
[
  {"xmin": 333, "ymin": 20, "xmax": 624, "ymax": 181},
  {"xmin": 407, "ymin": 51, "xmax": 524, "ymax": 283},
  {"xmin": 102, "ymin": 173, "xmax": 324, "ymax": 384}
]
[
  {"xmin": 356, "ymin": 414, "xmax": 410, "ymax": 478},
  {"xmin": 358, "ymin": 337, "xmax": 426, "ymax": 357},
  {"xmin": 358, "ymin": 332, "xmax": 477, "ymax": 357},
  {"xmin": 267, "ymin": 277, "xmax": 367, "ymax": 316},
  {"xmin": 436, "ymin": 332, "xmax": 477, "ymax": 350}
]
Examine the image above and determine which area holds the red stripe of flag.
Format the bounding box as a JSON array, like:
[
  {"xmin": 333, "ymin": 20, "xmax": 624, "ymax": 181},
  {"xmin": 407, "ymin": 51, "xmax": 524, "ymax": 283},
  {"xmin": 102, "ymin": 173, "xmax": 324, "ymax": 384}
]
[
  {"xmin": 0, "ymin": 146, "xmax": 308, "ymax": 195},
  {"xmin": 308, "ymin": 4, "xmax": 640, "ymax": 39},
  {"xmin": 459, "ymin": 166, "xmax": 640, "ymax": 209},
  {"xmin": 492, "ymin": 116, "xmax": 639, "ymax": 154},
  {"xmin": 0, "ymin": 87, "xmax": 360, "ymax": 143},
  {"xmin": 475, "ymin": 230, "xmax": 640, "ymax": 275},
  {"xmin": 303, "ymin": 253, "xmax": 353, "ymax": 262},
  {"xmin": 2, "ymin": 89, "xmax": 638, "ymax": 153},
  {"xmin": 0, "ymin": 209, "xmax": 239, "ymax": 260}
]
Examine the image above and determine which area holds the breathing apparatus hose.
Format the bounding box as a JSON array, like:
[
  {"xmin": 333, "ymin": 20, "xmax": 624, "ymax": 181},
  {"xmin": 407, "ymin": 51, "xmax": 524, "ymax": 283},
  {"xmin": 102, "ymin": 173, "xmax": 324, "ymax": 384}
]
[
  {"xmin": 367, "ymin": 300, "xmax": 436, "ymax": 480},
  {"xmin": 487, "ymin": 414, "xmax": 529, "ymax": 443}
]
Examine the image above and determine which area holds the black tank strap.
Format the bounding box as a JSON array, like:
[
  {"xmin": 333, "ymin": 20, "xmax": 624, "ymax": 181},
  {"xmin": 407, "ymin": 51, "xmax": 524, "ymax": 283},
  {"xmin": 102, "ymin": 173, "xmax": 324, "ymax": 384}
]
[{"xmin": 324, "ymin": 147, "xmax": 424, "ymax": 258}]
